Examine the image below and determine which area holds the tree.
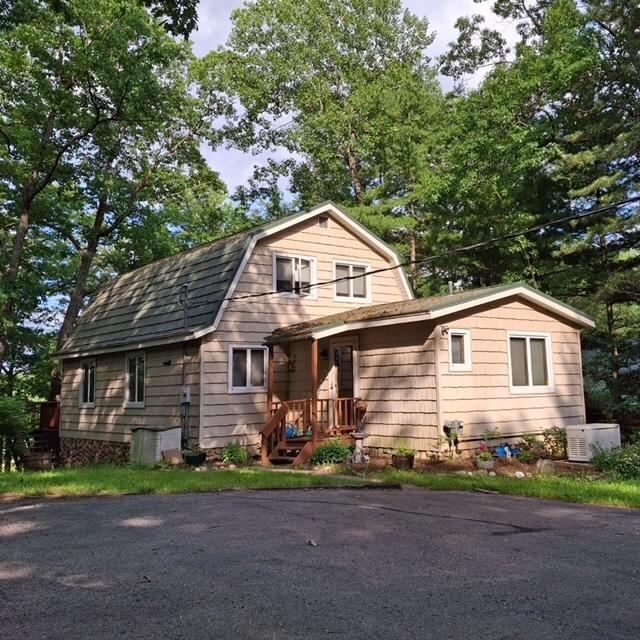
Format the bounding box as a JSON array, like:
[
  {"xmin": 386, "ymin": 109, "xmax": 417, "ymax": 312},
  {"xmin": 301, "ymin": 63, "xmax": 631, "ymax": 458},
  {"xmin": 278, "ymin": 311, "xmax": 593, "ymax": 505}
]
[{"xmin": 203, "ymin": 0, "xmax": 441, "ymax": 219}]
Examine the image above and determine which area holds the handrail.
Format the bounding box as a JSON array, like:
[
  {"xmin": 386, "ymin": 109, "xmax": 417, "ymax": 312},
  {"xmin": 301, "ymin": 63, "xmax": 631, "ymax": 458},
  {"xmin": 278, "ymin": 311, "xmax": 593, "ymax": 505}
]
[{"xmin": 261, "ymin": 402, "xmax": 288, "ymax": 465}]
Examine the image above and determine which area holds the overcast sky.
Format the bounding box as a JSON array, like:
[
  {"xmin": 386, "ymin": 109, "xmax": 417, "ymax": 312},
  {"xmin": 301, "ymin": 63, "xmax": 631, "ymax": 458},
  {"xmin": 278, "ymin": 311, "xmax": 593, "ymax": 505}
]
[{"xmin": 190, "ymin": 0, "xmax": 515, "ymax": 194}]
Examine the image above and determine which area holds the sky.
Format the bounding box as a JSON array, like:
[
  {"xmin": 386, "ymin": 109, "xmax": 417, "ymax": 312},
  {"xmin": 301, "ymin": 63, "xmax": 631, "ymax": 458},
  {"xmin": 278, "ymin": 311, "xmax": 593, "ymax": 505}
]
[{"xmin": 190, "ymin": 0, "xmax": 516, "ymax": 194}]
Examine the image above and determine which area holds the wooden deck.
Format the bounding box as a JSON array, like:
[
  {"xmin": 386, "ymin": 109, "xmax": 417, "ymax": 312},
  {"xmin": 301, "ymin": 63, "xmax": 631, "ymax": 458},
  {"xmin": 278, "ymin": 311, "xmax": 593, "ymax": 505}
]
[{"xmin": 261, "ymin": 398, "xmax": 358, "ymax": 465}]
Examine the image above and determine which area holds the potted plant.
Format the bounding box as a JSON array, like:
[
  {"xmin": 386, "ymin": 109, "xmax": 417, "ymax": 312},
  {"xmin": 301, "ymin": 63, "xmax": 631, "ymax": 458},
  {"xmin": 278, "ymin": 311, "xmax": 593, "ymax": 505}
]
[
  {"xmin": 475, "ymin": 450, "xmax": 495, "ymax": 470},
  {"xmin": 392, "ymin": 444, "xmax": 416, "ymax": 470},
  {"xmin": 182, "ymin": 446, "xmax": 206, "ymax": 467}
]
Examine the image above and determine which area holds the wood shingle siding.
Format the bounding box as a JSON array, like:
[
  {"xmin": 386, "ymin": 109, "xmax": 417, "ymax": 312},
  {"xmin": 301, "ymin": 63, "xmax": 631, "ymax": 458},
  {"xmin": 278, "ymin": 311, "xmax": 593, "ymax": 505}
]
[
  {"xmin": 198, "ymin": 215, "xmax": 409, "ymax": 450},
  {"xmin": 60, "ymin": 342, "xmax": 200, "ymax": 444}
]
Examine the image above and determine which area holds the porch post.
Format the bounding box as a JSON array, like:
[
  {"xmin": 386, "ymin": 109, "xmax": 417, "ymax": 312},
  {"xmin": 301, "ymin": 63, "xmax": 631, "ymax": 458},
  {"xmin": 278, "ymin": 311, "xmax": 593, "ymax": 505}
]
[
  {"xmin": 266, "ymin": 344, "xmax": 274, "ymax": 421},
  {"xmin": 310, "ymin": 339, "xmax": 318, "ymax": 445}
]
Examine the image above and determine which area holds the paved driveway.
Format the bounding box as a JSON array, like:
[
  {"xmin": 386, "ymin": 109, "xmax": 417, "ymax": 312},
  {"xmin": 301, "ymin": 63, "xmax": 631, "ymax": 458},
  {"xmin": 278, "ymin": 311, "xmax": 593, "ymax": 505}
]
[{"xmin": 1, "ymin": 488, "xmax": 639, "ymax": 639}]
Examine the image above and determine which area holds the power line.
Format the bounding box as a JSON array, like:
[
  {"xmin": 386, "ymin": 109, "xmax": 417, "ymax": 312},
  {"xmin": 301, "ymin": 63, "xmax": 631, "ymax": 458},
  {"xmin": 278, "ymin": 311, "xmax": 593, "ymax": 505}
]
[{"xmin": 184, "ymin": 195, "xmax": 640, "ymax": 309}]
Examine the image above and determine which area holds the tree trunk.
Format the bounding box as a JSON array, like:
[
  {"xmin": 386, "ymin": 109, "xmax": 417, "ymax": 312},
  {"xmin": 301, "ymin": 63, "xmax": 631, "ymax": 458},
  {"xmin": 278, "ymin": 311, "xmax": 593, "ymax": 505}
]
[
  {"xmin": 344, "ymin": 131, "xmax": 364, "ymax": 205},
  {"xmin": 56, "ymin": 194, "xmax": 109, "ymax": 351}
]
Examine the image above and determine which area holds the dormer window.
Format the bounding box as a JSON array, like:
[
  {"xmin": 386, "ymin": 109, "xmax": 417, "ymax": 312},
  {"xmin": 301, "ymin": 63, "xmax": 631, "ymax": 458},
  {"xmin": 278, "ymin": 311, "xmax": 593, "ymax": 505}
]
[{"xmin": 274, "ymin": 254, "xmax": 316, "ymax": 298}]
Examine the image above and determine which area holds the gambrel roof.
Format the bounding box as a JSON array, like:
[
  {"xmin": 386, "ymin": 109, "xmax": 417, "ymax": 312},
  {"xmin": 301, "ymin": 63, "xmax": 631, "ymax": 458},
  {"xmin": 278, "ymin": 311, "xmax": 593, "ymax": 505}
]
[{"xmin": 57, "ymin": 202, "xmax": 412, "ymax": 357}]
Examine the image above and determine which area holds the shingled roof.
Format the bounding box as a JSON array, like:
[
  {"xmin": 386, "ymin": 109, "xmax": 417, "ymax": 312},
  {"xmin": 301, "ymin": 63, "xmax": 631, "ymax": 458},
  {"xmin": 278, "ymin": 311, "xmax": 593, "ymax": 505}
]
[
  {"xmin": 57, "ymin": 201, "xmax": 412, "ymax": 358},
  {"xmin": 266, "ymin": 283, "xmax": 595, "ymax": 343},
  {"xmin": 57, "ymin": 231, "xmax": 253, "ymax": 357}
]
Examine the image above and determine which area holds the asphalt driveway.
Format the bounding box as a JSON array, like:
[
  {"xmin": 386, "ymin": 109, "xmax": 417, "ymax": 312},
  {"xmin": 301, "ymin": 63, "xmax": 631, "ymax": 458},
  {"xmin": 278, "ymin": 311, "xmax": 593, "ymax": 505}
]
[{"xmin": 1, "ymin": 487, "xmax": 639, "ymax": 639}]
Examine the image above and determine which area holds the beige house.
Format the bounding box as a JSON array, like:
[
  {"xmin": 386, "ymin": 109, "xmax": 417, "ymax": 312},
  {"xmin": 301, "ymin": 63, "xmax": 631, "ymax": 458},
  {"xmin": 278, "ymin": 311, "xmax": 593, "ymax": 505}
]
[{"xmin": 57, "ymin": 202, "xmax": 595, "ymax": 464}]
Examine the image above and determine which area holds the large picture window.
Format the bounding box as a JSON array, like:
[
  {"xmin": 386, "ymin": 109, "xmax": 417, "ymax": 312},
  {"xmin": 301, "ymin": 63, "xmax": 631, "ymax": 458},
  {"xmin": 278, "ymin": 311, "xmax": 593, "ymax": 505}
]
[
  {"xmin": 334, "ymin": 262, "xmax": 370, "ymax": 301},
  {"xmin": 125, "ymin": 352, "xmax": 146, "ymax": 406},
  {"xmin": 274, "ymin": 254, "xmax": 315, "ymax": 297},
  {"xmin": 229, "ymin": 346, "xmax": 267, "ymax": 392},
  {"xmin": 508, "ymin": 333, "xmax": 553, "ymax": 392},
  {"xmin": 79, "ymin": 359, "xmax": 96, "ymax": 406}
]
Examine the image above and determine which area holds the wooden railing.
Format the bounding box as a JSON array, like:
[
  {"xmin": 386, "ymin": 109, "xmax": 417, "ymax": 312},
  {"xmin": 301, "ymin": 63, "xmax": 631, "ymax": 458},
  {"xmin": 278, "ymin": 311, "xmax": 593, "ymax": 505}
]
[
  {"xmin": 261, "ymin": 403, "xmax": 288, "ymax": 465},
  {"xmin": 271, "ymin": 397, "xmax": 357, "ymax": 437}
]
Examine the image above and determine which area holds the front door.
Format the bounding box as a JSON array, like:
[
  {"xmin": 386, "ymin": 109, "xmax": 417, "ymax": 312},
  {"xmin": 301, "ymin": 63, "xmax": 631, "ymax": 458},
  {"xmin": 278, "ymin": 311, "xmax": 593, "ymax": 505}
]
[{"xmin": 328, "ymin": 338, "xmax": 357, "ymax": 427}]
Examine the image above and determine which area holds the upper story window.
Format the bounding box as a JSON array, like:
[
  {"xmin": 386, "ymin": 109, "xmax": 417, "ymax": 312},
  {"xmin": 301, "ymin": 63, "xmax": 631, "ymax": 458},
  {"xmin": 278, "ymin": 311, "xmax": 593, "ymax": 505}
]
[
  {"xmin": 334, "ymin": 261, "xmax": 370, "ymax": 302},
  {"xmin": 79, "ymin": 359, "xmax": 96, "ymax": 407},
  {"xmin": 125, "ymin": 351, "xmax": 146, "ymax": 407},
  {"xmin": 508, "ymin": 332, "xmax": 554, "ymax": 393},
  {"xmin": 448, "ymin": 329, "xmax": 471, "ymax": 372},
  {"xmin": 273, "ymin": 253, "xmax": 316, "ymax": 298},
  {"xmin": 229, "ymin": 345, "xmax": 267, "ymax": 393}
]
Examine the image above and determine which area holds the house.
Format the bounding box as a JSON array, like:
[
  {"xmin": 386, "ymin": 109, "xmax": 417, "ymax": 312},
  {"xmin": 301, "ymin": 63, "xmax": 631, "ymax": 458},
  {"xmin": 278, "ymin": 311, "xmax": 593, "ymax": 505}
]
[
  {"xmin": 57, "ymin": 202, "xmax": 595, "ymax": 464},
  {"xmin": 263, "ymin": 283, "xmax": 595, "ymax": 462},
  {"xmin": 56, "ymin": 202, "xmax": 412, "ymax": 463}
]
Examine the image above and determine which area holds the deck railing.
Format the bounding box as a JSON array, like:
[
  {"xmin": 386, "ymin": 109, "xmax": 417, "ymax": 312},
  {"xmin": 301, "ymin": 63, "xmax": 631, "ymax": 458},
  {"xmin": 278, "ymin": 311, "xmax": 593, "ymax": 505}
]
[{"xmin": 271, "ymin": 397, "xmax": 357, "ymax": 437}]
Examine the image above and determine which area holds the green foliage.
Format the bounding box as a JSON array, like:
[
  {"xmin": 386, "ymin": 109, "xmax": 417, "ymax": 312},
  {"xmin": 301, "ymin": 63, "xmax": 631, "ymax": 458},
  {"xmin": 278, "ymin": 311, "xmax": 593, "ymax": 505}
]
[
  {"xmin": 592, "ymin": 443, "xmax": 640, "ymax": 479},
  {"xmin": 543, "ymin": 427, "xmax": 568, "ymax": 460},
  {"xmin": 221, "ymin": 441, "xmax": 248, "ymax": 465},
  {"xmin": 518, "ymin": 450, "xmax": 537, "ymax": 464},
  {"xmin": 392, "ymin": 444, "xmax": 416, "ymax": 457},
  {"xmin": 310, "ymin": 438, "xmax": 352, "ymax": 465},
  {"xmin": 476, "ymin": 451, "xmax": 493, "ymax": 462},
  {"xmin": 0, "ymin": 396, "xmax": 30, "ymax": 437},
  {"xmin": 482, "ymin": 428, "xmax": 502, "ymax": 442}
]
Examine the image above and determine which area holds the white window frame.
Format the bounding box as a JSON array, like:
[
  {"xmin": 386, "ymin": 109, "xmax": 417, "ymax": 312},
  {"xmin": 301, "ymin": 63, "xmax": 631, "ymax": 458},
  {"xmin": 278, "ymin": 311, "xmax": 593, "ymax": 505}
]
[
  {"xmin": 228, "ymin": 344, "xmax": 268, "ymax": 393},
  {"xmin": 272, "ymin": 252, "xmax": 317, "ymax": 299},
  {"xmin": 333, "ymin": 261, "xmax": 372, "ymax": 303},
  {"xmin": 78, "ymin": 358, "xmax": 96, "ymax": 408},
  {"xmin": 448, "ymin": 329, "xmax": 472, "ymax": 372},
  {"xmin": 124, "ymin": 351, "xmax": 146, "ymax": 408},
  {"xmin": 507, "ymin": 331, "xmax": 555, "ymax": 394}
]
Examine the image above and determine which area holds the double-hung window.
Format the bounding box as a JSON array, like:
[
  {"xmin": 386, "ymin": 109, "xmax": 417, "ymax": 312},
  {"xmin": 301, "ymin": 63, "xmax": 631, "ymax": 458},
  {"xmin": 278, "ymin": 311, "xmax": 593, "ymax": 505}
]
[
  {"xmin": 229, "ymin": 346, "xmax": 267, "ymax": 392},
  {"xmin": 125, "ymin": 352, "xmax": 146, "ymax": 407},
  {"xmin": 448, "ymin": 329, "xmax": 471, "ymax": 372},
  {"xmin": 508, "ymin": 333, "xmax": 553, "ymax": 392},
  {"xmin": 334, "ymin": 262, "xmax": 370, "ymax": 301},
  {"xmin": 79, "ymin": 359, "xmax": 96, "ymax": 407},
  {"xmin": 274, "ymin": 254, "xmax": 315, "ymax": 297}
]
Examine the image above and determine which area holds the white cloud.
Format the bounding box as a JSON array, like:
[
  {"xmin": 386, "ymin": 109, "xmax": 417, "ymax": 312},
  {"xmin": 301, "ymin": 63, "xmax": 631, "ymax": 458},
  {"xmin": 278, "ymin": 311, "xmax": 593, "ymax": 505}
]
[{"xmin": 192, "ymin": 0, "xmax": 517, "ymax": 192}]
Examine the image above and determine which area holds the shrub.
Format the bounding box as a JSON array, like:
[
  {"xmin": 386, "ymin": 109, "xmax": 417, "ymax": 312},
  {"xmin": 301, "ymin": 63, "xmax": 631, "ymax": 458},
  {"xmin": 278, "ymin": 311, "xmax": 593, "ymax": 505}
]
[
  {"xmin": 592, "ymin": 443, "xmax": 640, "ymax": 479},
  {"xmin": 518, "ymin": 450, "xmax": 537, "ymax": 464},
  {"xmin": 543, "ymin": 426, "xmax": 567, "ymax": 459},
  {"xmin": 221, "ymin": 441, "xmax": 248, "ymax": 465},
  {"xmin": 476, "ymin": 451, "xmax": 493, "ymax": 461},
  {"xmin": 0, "ymin": 396, "xmax": 31, "ymax": 470},
  {"xmin": 310, "ymin": 438, "xmax": 352, "ymax": 465},
  {"xmin": 393, "ymin": 444, "xmax": 416, "ymax": 457}
]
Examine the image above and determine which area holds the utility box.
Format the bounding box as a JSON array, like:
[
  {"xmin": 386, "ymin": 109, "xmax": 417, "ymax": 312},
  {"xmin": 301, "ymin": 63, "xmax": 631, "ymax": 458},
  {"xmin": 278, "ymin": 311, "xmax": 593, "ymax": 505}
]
[
  {"xmin": 131, "ymin": 426, "xmax": 182, "ymax": 464},
  {"xmin": 566, "ymin": 423, "xmax": 621, "ymax": 462}
]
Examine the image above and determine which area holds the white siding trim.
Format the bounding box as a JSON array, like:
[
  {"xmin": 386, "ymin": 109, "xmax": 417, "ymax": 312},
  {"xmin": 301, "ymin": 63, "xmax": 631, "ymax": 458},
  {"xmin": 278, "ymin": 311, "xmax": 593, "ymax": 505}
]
[
  {"xmin": 272, "ymin": 251, "xmax": 318, "ymax": 300},
  {"xmin": 227, "ymin": 344, "xmax": 268, "ymax": 394},
  {"xmin": 332, "ymin": 260, "xmax": 372, "ymax": 303},
  {"xmin": 506, "ymin": 331, "xmax": 555, "ymax": 394},
  {"xmin": 448, "ymin": 329, "xmax": 472, "ymax": 372}
]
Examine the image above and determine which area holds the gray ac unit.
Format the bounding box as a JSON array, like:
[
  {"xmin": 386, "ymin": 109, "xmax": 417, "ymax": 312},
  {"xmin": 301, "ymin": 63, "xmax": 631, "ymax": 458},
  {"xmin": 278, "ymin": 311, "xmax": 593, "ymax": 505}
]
[{"xmin": 566, "ymin": 423, "xmax": 620, "ymax": 462}]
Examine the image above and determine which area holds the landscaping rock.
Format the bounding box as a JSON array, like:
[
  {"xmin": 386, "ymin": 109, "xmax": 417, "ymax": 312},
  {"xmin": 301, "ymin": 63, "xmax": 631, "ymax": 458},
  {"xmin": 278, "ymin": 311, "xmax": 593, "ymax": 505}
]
[
  {"xmin": 536, "ymin": 458, "xmax": 556, "ymax": 474},
  {"xmin": 514, "ymin": 471, "xmax": 525, "ymax": 479},
  {"xmin": 161, "ymin": 449, "xmax": 183, "ymax": 466},
  {"xmin": 489, "ymin": 471, "xmax": 496, "ymax": 477}
]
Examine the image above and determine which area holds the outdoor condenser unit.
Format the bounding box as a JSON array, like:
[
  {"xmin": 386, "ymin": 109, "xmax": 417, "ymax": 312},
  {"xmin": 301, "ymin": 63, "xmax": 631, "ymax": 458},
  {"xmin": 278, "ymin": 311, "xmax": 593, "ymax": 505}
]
[
  {"xmin": 566, "ymin": 423, "xmax": 621, "ymax": 462},
  {"xmin": 130, "ymin": 425, "xmax": 182, "ymax": 464}
]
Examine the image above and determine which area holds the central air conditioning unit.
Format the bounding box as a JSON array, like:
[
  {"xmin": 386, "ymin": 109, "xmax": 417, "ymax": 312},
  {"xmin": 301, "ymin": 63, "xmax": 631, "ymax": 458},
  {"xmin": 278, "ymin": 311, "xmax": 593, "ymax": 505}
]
[{"xmin": 566, "ymin": 423, "xmax": 621, "ymax": 462}]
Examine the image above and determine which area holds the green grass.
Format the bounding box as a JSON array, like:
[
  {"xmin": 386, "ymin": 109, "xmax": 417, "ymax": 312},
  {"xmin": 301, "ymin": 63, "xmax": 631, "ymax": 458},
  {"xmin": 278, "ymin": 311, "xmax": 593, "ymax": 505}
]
[
  {"xmin": 357, "ymin": 469, "xmax": 640, "ymax": 509},
  {"xmin": 0, "ymin": 465, "xmax": 364, "ymax": 498}
]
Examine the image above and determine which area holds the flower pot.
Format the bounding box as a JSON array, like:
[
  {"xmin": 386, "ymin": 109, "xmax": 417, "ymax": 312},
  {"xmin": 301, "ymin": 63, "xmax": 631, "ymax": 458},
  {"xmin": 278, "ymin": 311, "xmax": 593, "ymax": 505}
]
[
  {"xmin": 476, "ymin": 458, "xmax": 495, "ymax": 470},
  {"xmin": 183, "ymin": 451, "xmax": 206, "ymax": 467},
  {"xmin": 392, "ymin": 454, "xmax": 414, "ymax": 470}
]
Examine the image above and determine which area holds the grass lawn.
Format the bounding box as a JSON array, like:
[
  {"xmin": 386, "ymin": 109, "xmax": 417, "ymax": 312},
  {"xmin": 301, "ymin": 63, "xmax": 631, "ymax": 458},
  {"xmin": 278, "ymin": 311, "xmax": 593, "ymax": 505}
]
[
  {"xmin": 356, "ymin": 468, "xmax": 640, "ymax": 509},
  {"xmin": 0, "ymin": 465, "xmax": 365, "ymax": 498}
]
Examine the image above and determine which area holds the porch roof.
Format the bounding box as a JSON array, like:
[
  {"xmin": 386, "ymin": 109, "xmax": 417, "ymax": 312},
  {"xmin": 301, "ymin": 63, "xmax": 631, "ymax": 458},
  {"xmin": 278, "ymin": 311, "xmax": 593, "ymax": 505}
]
[{"xmin": 265, "ymin": 282, "xmax": 595, "ymax": 344}]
